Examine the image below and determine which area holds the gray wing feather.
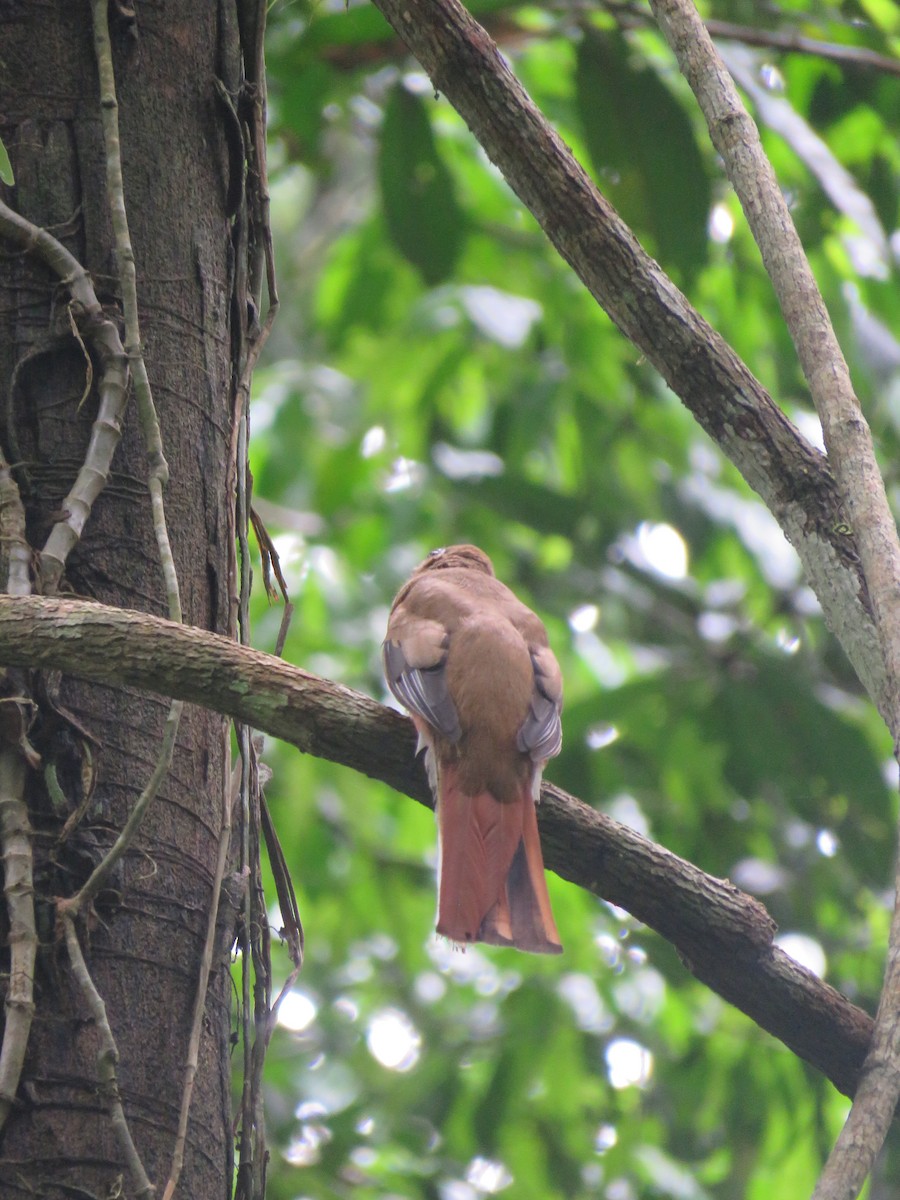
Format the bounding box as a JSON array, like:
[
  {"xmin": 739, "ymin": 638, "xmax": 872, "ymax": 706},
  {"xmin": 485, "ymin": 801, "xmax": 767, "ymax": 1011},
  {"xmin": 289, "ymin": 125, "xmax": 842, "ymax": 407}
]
[
  {"xmin": 517, "ymin": 651, "xmax": 563, "ymax": 761},
  {"xmin": 382, "ymin": 639, "xmax": 462, "ymax": 741},
  {"xmin": 517, "ymin": 692, "xmax": 562, "ymax": 761}
]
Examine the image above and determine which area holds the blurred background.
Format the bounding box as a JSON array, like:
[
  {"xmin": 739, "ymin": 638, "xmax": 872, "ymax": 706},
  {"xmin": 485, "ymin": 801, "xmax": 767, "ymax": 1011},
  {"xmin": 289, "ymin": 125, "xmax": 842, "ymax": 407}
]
[{"xmin": 247, "ymin": 2, "xmax": 900, "ymax": 1196}]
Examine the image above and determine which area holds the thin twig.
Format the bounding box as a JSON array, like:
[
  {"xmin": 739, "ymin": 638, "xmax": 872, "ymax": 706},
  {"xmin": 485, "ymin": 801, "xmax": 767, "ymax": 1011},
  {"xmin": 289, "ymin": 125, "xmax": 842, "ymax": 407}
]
[
  {"xmin": 161, "ymin": 740, "xmax": 237, "ymax": 1200},
  {"xmin": 62, "ymin": 913, "xmax": 155, "ymax": 1199},
  {"xmin": 89, "ymin": 0, "xmax": 181, "ymax": 624},
  {"xmin": 234, "ymin": 725, "xmax": 260, "ymax": 1200},
  {"xmin": 59, "ymin": 697, "xmax": 183, "ymax": 920},
  {"xmin": 703, "ymin": 16, "xmax": 900, "ymax": 77},
  {"xmin": 220, "ymin": 72, "xmax": 260, "ymax": 1188},
  {"xmin": 149, "ymin": 478, "xmax": 181, "ymax": 624},
  {"xmin": 647, "ymin": 2, "xmax": 900, "ymax": 1195},
  {"xmin": 235, "ymin": 343, "xmax": 258, "ymax": 1184},
  {"xmin": 0, "ymin": 433, "xmax": 36, "ymax": 1134},
  {"xmin": 259, "ymin": 789, "xmax": 303, "ymax": 969},
  {"xmin": 716, "ymin": 42, "xmax": 889, "ymax": 271},
  {"xmin": 77, "ymin": 0, "xmax": 185, "ymax": 915},
  {"xmin": 0, "ymin": 442, "xmax": 31, "ymax": 599},
  {"xmin": 605, "ymin": 3, "xmax": 900, "ymax": 79},
  {"xmin": 229, "ymin": 6, "xmax": 285, "ymax": 1195},
  {"xmin": 0, "ymin": 198, "xmax": 130, "ymax": 593},
  {"xmin": 242, "ymin": 74, "xmax": 280, "ymax": 377},
  {"xmin": 0, "ymin": 749, "xmax": 32, "ymax": 1132},
  {"xmin": 246, "ymin": 763, "xmax": 274, "ymax": 1199}
]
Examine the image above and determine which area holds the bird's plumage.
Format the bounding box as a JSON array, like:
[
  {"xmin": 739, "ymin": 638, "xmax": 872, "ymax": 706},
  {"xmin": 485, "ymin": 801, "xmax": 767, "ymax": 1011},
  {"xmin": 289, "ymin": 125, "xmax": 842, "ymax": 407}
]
[{"xmin": 383, "ymin": 544, "xmax": 563, "ymax": 954}]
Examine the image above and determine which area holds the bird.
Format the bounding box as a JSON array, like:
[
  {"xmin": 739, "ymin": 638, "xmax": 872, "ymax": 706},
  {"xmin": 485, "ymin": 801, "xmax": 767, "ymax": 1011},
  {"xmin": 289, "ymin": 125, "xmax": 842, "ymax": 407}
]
[{"xmin": 383, "ymin": 544, "xmax": 563, "ymax": 954}]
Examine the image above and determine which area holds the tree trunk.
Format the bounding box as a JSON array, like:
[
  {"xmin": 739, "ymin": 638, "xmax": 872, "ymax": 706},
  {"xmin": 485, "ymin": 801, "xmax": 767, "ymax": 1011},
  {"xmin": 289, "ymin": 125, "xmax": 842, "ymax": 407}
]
[{"xmin": 0, "ymin": 3, "xmax": 240, "ymax": 1195}]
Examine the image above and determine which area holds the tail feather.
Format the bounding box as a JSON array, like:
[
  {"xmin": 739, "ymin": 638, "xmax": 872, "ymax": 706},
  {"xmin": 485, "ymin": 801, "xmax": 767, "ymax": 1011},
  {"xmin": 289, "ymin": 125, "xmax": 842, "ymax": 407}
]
[
  {"xmin": 503, "ymin": 796, "xmax": 562, "ymax": 953},
  {"xmin": 435, "ymin": 764, "xmax": 562, "ymax": 954}
]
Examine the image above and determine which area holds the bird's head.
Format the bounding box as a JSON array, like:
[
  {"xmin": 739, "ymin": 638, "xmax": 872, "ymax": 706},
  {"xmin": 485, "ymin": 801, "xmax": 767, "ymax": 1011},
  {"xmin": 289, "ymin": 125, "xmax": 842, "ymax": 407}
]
[{"xmin": 417, "ymin": 544, "xmax": 495, "ymax": 576}]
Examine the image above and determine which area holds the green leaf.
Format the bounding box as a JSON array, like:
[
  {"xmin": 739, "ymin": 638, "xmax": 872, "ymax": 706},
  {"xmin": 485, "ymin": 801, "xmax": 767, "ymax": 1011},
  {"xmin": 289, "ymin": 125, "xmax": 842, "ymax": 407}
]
[
  {"xmin": 575, "ymin": 31, "xmax": 710, "ymax": 284},
  {"xmin": 459, "ymin": 474, "xmax": 587, "ymax": 537},
  {"xmin": 299, "ymin": 3, "xmax": 397, "ymax": 54},
  {"xmin": 0, "ymin": 135, "xmax": 13, "ymax": 186},
  {"xmin": 271, "ymin": 59, "xmax": 335, "ymax": 163},
  {"xmin": 378, "ymin": 84, "xmax": 465, "ymax": 285},
  {"xmin": 707, "ymin": 656, "xmax": 894, "ymax": 881}
]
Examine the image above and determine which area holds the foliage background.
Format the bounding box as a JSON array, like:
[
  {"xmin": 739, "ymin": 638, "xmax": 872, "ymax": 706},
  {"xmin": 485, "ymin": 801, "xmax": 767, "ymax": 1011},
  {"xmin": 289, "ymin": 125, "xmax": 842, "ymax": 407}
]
[{"xmin": 249, "ymin": 2, "xmax": 900, "ymax": 1196}]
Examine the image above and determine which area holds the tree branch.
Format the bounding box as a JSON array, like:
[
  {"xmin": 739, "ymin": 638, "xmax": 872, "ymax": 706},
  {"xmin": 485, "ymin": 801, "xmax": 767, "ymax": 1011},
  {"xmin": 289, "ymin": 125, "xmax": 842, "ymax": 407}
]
[
  {"xmin": 365, "ymin": 0, "xmax": 888, "ymax": 728},
  {"xmin": 0, "ymin": 593, "xmax": 874, "ymax": 1099},
  {"xmin": 0, "ymin": 749, "xmax": 33, "ymax": 1133},
  {"xmin": 609, "ymin": 5, "xmax": 900, "ymax": 80},
  {"xmin": 62, "ymin": 913, "xmax": 154, "ymax": 1200},
  {"xmin": 0, "ymin": 197, "xmax": 129, "ymax": 594},
  {"xmin": 647, "ymin": 4, "xmax": 900, "ymax": 1193},
  {"xmin": 649, "ymin": 0, "xmax": 900, "ymax": 733}
]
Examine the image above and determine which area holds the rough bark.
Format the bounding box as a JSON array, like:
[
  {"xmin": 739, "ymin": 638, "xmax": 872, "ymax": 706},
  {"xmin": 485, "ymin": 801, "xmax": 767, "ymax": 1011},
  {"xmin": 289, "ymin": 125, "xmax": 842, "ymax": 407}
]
[
  {"xmin": 0, "ymin": 4, "xmax": 238, "ymax": 1196},
  {"xmin": 0, "ymin": 593, "xmax": 876, "ymax": 1102}
]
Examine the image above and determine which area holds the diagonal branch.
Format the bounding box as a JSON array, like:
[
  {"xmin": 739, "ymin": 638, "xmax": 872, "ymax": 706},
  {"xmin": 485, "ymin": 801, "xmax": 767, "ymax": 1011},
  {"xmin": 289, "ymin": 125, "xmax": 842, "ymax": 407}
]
[
  {"xmin": 0, "ymin": 593, "xmax": 875, "ymax": 1099},
  {"xmin": 647, "ymin": 4, "xmax": 900, "ymax": 1193},
  {"xmin": 62, "ymin": 913, "xmax": 154, "ymax": 1199},
  {"xmin": 365, "ymin": 0, "xmax": 888, "ymax": 730},
  {"xmin": 648, "ymin": 0, "xmax": 900, "ymax": 732}
]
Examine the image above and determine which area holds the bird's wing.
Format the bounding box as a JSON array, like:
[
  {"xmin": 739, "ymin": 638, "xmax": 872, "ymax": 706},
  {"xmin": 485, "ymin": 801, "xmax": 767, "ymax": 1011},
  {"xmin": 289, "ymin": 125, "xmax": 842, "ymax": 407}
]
[
  {"xmin": 382, "ymin": 611, "xmax": 462, "ymax": 741},
  {"xmin": 517, "ymin": 644, "xmax": 563, "ymax": 762}
]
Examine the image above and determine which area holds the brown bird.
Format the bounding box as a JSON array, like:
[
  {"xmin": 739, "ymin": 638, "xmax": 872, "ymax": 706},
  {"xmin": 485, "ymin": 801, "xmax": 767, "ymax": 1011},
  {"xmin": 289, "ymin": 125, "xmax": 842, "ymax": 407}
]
[{"xmin": 383, "ymin": 545, "xmax": 563, "ymax": 954}]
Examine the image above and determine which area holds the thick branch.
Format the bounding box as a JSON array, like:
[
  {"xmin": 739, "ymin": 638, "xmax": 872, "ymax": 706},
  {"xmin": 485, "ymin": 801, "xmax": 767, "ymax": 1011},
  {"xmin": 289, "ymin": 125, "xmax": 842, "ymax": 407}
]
[
  {"xmin": 365, "ymin": 0, "xmax": 887, "ymax": 725},
  {"xmin": 0, "ymin": 594, "xmax": 874, "ymax": 1098}
]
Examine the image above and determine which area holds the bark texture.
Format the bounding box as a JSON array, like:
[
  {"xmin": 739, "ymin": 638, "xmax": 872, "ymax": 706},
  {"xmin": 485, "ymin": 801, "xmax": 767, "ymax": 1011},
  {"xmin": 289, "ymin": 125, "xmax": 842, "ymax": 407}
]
[
  {"xmin": 0, "ymin": 4, "xmax": 238, "ymax": 1195},
  {"xmin": 367, "ymin": 0, "xmax": 888, "ymax": 727},
  {"xmin": 0, "ymin": 594, "xmax": 876, "ymax": 1104}
]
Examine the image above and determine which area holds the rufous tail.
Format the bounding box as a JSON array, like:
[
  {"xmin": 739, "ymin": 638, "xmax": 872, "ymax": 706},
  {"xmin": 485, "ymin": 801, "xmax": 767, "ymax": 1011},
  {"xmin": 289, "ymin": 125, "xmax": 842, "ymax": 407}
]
[{"xmin": 435, "ymin": 766, "xmax": 562, "ymax": 954}]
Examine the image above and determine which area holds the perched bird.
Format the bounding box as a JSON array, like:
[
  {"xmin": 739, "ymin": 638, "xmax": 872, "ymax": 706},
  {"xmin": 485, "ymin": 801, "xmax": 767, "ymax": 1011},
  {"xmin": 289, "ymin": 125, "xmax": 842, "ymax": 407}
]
[{"xmin": 383, "ymin": 545, "xmax": 563, "ymax": 954}]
